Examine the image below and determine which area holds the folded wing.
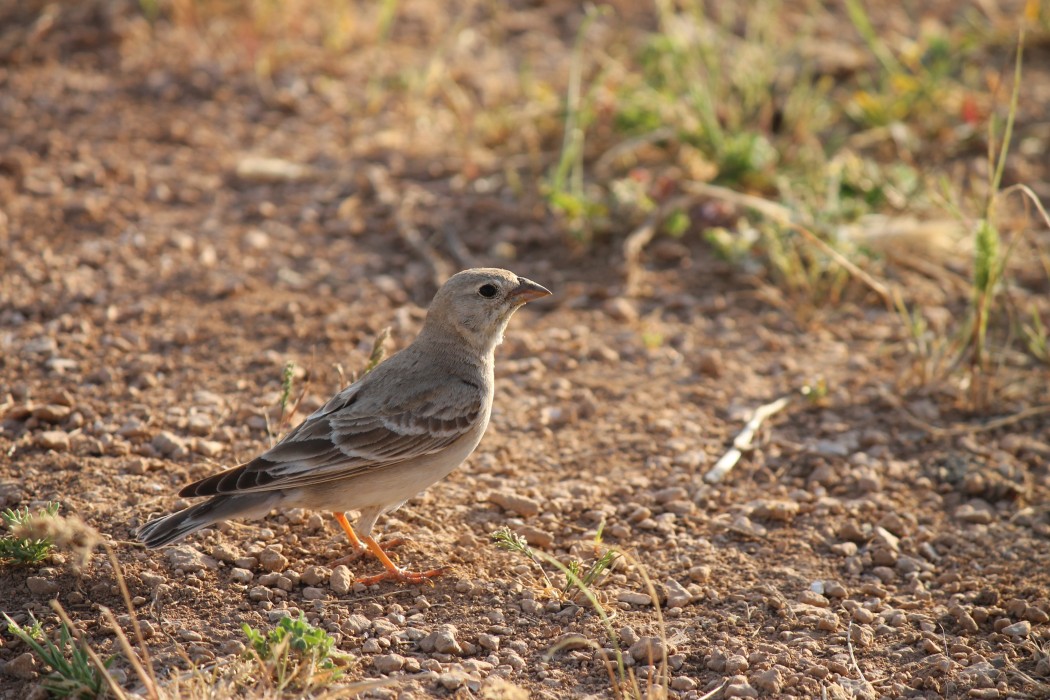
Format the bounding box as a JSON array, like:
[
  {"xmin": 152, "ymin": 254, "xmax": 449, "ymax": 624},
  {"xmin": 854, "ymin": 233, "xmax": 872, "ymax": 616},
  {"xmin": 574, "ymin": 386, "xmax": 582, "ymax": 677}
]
[{"xmin": 180, "ymin": 376, "xmax": 482, "ymax": 497}]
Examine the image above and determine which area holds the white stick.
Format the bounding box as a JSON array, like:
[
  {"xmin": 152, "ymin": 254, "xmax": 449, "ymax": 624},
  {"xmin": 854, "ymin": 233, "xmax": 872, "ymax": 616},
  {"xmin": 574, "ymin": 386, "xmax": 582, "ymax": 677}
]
[{"xmin": 704, "ymin": 394, "xmax": 793, "ymax": 483}]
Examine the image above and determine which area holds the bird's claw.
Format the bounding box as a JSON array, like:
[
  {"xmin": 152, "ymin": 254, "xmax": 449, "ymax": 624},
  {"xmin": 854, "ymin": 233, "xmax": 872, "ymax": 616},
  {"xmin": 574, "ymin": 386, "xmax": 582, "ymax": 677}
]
[{"xmin": 355, "ymin": 566, "xmax": 449, "ymax": 587}]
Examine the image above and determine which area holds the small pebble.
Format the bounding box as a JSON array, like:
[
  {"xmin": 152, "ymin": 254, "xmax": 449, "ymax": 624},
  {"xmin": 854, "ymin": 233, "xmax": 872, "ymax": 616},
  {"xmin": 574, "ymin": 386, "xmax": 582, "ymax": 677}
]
[
  {"xmin": 663, "ymin": 578, "xmax": 692, "ymax": 609},
  {"xmin": 330, "ymin": 565, "xmax": 352, "ymax": 595},
  {"xmin": 248, "ymin": 586, "xmax": 271, "ymax": 601},
  {"xmin": 152, "ymin": 431, "xmax": 188, "ymax": 458},
  {"xmin": 488, "ymin": 491, "xmax": 541, "ymax": 517},
  {"xmin": 26, "ymin": 576, "xmax": 59, "ymax": 596},
  {"xmin": 616, "ymin": 591, "xmax": 652, "ymax": 606},
  {"xmin": 258, "ymin": 547, "xmax": 288, "ymax": 573},
  {"xmin": 302, "ymin": 587, "xmax": 326, "ymax": 600},
  {"xmin": 628, "ymin": 637, "xmax": 667, "ymax": 664},
  {"xmin": 955, "ymin": 503, "xmax": 994, "ymax": 524},
  {"xmin": 478, "ymin": 633, "xmax": 500, "ymax": 651},
  {"xmin": 1, "ymin": 652, "xmax": 37, "ymax": 680},
  {"xmin": 724, "ymin": 677, "xmax": 758, "ymax": 698},
  {"xmin": 751, "ymin": 667, "xmax": 782, "ymax": 693},
  {"xmin": 373, "ymin": 654, "xmax": 405, "ymax": 674},
  {"xmin": 514, "ymin": 525, "xmax": 553, "ymax": 548},
  {"xmin": 166, "ymin": 547, "xmax": 215, "ymax": 574},
  {"xmin": 301, "ymin": 565, "xmax": 331, "ymax": 586},
  {"xmin": 1001, "ymin": 620, "xmax": 1031, "ymax": 637},
  {"xmin": 670, "ymin": 676, "xmax": 697, "ymax": 691},
  {"xmin": 798, "ymin": 590, "xmax": 829, "ymax": 607},
  {"xmin": 421, "ymin": 625, "xmax": 463, "ymax": 655},
  {"xmin": 36, "ymin": 430, "xmax": 70, "ymax": 451},
  {"xmin": 230, "ymin": 568, "xmax": 253, "ymax": 584},
  {"xmin": 753, "ymin": 500, "xmax": 799, "ymax": 522}
]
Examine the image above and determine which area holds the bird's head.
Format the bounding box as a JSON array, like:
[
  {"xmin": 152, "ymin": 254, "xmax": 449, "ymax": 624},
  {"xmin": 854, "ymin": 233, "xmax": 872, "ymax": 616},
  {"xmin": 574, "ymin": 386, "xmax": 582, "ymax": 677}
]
[{"xmin": 423, "ymin": 268, "xmax": 551, "ymax": 354}]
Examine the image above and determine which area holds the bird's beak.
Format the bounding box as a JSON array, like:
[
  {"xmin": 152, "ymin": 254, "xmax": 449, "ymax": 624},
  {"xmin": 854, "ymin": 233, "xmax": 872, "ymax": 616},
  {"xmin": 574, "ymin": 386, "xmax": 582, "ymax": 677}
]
[{"xmin": 508, "ymin": 277, "xmax": 552, "ymax": 304}]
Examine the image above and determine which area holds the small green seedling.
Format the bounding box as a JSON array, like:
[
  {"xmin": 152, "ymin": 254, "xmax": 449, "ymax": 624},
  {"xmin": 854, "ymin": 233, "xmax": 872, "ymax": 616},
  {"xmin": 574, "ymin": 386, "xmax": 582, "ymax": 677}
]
[
  {"xmin": 242, "ymin": 614, "xmax": 349, "ymax": 689},
  {"xmin": 0, "ymin": 502, "xmax": 61, "ymax": 565},
  {"xmin": 4, "ymin": 613, "xmax": 112, "ymax": 699}
]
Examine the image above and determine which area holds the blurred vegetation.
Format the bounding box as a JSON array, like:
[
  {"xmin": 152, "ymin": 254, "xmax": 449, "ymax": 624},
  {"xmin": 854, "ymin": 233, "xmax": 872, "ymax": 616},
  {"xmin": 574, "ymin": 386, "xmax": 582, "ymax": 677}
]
[{"xmin": 124, "ymin": 0, "xmax": 1050, "ymax": 408}]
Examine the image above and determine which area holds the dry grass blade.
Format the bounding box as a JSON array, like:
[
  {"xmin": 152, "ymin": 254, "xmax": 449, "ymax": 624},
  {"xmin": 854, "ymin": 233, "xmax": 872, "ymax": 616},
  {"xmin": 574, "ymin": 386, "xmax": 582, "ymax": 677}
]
[
  {"xmin": 394, "ymin": 186, "xmax": 452, "ymax": 287},
  {"xmin": 999, "ymin": 183, "xmax": 1050, "ymax": 231},
  {"xmin": 897, "ymin": 402, "xmax": 1050, "ymax": 438},
  {"xmin": 50, "ymin": 600, "xmax": 129, "ymax": 700},
  {"xmin": 100, "ymin": 605, "xmax": 158, "ymax": 700},
  {"xmin": 696, "ymin": 680, "xmax": 729, "ymax": 699},
  {"xmin": 681, "ymin": 181, "xmax": 895, "ymax": 307},
  {"xmin": 846, "ymin": 620, "xmax": 881, "ymax": 688}
]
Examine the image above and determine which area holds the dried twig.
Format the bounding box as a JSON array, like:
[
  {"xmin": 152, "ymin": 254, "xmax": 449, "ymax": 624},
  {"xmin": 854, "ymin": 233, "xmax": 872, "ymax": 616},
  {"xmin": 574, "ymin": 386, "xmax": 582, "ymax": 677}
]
[
  {"xmin": 101, "ymin": 545, "xmax": 160, "ymax": 697},
  {"xmin": 697, "ymin": 680, "xmax": 729, "ymax": 700},
  {"xmin": 394, "ymin": 187, "xmax": 452, "ymax": 288},
  {"xmin": 443, "ymin": 224, "xmax": 477, "ymax": 270},
  {"xmin": 623, "ymin": 194, "xmax": 694, "ymax": 296},
  {"xmin": 898, "ymin": 401, "xmax": 1050, "ymax": 438},
  {"xmin": 879, "ymin": 386, "xmax": 1050, "ymax": 437},
  {"xmin": 847, "ymin": 620, "xmax": 871, "ymax": 687},
  {"xmin": 705, "ymin": 394, "xmax": 794, "ymax": 483}
]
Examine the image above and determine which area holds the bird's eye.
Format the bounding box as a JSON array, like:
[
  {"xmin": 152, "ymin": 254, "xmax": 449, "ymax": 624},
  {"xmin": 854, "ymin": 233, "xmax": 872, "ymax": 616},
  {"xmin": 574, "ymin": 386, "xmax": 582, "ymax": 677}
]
[{"xmin": 478, "ymin": 283, "xmax": 498, "ymax": 298}]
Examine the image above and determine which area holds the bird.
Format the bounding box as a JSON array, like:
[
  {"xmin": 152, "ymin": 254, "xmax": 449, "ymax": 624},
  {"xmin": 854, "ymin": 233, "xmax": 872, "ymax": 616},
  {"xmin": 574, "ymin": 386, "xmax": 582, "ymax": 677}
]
[{"xmin": 137, "ymin": 268, "xmax": 551, "ymax": 584}]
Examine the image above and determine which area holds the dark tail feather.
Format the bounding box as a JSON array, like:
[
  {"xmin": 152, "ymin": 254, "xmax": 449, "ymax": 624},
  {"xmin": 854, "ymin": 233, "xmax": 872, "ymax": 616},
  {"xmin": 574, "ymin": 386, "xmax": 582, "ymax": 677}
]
[{"xmin": 137, "ymin": 493, "xmax": 277, "ymax": 548}]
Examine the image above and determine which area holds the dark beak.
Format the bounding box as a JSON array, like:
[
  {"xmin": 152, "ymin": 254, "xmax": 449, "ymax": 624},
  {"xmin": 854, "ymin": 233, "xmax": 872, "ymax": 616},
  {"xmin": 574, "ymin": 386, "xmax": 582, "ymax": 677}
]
[{"xmin": 508, "ymin": 277, "xmax": 552, "ymax": 304}]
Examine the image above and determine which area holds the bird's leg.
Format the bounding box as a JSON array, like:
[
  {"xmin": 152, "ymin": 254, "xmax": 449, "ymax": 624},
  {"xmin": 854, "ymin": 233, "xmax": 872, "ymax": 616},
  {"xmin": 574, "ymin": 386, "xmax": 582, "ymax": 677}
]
[
  {"xmin": 332, "ymin": 512, "xmax": 368, "ymax": 555},
  {"xmin": 330, "ymin": 513, "xmax": 407, "ymax": 566},
  {"xmin": 354, "ymin": 535, "xmax": 448, "ymax": 586}
]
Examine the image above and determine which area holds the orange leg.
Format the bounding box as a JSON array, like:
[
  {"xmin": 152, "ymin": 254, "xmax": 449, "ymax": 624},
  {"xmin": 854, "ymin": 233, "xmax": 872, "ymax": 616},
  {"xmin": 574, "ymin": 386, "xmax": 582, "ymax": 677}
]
[
  {"xmin": 330, "ymin": 512, "xmax": 408, "ymax": 567},
  {"xmin": 332, "ymin": 513, "xmax": 367, "ymax": 553},
  {"xmin": 354, "ymin": 534, "xmax": 448, "ymax": 586}
]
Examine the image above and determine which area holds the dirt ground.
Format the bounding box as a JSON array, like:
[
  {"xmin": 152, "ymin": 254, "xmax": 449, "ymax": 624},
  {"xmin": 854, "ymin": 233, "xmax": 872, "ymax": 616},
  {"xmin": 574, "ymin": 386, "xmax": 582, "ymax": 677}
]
[{"xmin": 2, "ymin": 2, "xmax": 1050, "ymax": 699}]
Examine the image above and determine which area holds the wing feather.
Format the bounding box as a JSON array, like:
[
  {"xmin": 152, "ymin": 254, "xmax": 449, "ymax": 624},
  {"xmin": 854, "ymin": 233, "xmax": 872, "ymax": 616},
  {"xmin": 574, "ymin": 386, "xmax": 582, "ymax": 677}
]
[{"xmin": 180, "ymin": 367, "xmax": 483, "ymax": 497}]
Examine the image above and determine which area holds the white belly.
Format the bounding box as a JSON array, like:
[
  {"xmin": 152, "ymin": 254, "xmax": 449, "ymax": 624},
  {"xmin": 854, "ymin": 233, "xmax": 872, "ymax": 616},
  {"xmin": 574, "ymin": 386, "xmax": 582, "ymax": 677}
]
[{"xmin": 287, "ymin": 417, "xmax": 488, "ymax": 517}]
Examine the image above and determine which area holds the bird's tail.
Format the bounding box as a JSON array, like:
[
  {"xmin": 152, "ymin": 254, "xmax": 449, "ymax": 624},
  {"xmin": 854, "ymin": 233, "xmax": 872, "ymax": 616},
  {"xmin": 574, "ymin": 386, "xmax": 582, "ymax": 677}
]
[{"xmin": 137, "ymin": 493, "xmax": 279, "ymax": 548}]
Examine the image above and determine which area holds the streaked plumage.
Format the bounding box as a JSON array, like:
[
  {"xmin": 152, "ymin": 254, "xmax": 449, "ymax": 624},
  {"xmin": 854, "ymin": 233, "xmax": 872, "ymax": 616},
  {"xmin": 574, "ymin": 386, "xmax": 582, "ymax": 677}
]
[{"xmin": 137, "ymin": 268, "xmax": 551, "ymax": 583}]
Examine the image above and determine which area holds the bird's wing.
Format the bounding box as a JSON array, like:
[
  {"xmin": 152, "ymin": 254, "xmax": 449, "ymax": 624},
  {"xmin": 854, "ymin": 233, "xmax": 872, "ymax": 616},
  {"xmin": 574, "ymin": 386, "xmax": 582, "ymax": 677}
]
[{"xmin": 180, "ymin": 372, "xmax": 484, "ymax": 496}]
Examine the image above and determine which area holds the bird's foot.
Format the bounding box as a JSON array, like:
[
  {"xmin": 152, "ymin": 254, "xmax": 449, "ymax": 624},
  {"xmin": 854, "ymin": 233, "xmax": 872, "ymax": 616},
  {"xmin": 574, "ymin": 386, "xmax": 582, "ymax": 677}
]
[{"xmin": 355, "ymin": 565, "xmax": 449, "ymax": 587}]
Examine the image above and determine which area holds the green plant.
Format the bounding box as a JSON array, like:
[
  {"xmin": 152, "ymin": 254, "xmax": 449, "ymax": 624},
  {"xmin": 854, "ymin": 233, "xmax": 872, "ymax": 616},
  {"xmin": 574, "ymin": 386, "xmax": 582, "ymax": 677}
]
[
  {"xmin": 4, "ymin": 614, "xmax": 112, "ymax": 699},
  {"xmin": 491, "ymin": 527, "xmax": 674, "ymax": 699},
  {"xmin": 1022, "ymin": 306, "xmax": 1050, "ymax": 365},
  {"xmin": 0, "ymin": 502, "xmax": 60, "ymax": 564},
  {"xmin": 242, "ymin": 614, "xmax": 350, "ymax": 690},
  {"xmin": 843, "ymin": 0, "xmax": 972, "ymax": 130},
  {"xmin": 363, "ymin": 326, "xmax": 390, "ymax": 375},
  {"xmin": 543, "ymin": 5, "xmax": 609, "ymax": 240},
  {"xmin": 965, "ymin": 29, "xmax": 1026, "ymax": 406},
  {"xmin": 491, "ymin": 526, "xmax": 618, "ymax": 601}
]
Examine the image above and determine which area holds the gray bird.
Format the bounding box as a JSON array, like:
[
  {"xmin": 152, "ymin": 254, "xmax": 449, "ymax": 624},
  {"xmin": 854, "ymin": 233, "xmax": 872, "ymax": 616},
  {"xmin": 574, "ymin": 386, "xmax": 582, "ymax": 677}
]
[{"xmin": 138, "ymin": 268, "xmax": 551, "ymax": 584}]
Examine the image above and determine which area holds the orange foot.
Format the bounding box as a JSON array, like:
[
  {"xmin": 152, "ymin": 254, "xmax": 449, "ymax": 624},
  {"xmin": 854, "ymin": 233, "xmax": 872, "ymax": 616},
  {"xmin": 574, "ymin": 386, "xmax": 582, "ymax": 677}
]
[
  {"xmin": 330, "ymin": 512, "xmax": 445, "ymax": 585},
  {"xmin": 329, "ymin": 512, "xmax": 406, "ymax": 565},
  {"xmin": 356, "ymin": 530, "xmax": 447, "ymax": 586},
  {"xmin": 355, "ymin": 564, "xmax": 449, "ymax": 586}
]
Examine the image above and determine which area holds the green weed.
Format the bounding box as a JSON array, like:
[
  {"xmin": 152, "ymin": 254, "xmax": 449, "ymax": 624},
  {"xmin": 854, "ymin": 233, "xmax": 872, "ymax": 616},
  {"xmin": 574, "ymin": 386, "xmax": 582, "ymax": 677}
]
[
  {"xmin": 242, "ymin": 614, "xmax": 350, "ymax": 690},
  {"xmin": 492, "ymin": 527, "xmax": 676, "ymax": 700},
  {"xmin": 543, "ymin": 5, "xmax": 609, "ymax": 241},
  {"xmin": 1022, "ymin": 306, "xmax": 1050, "ymax": 365},
  {"xmin": 4, "ymin": 613, "xmax": 113, "ymax": 699},
  {"xmin": 491, "ymin": 526, "xmax": 619, "ymax": 602},
  {"xmin": 0, "ymin": 502, "xmax": 61, "ymax": 565}
]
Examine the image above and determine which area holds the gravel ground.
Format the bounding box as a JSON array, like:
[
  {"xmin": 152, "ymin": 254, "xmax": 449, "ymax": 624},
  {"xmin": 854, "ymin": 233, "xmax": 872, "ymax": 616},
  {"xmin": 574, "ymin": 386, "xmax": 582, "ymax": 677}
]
[{"xmin": 2, "ymin": 2, "xmax": 1050, "ymax": 699}]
